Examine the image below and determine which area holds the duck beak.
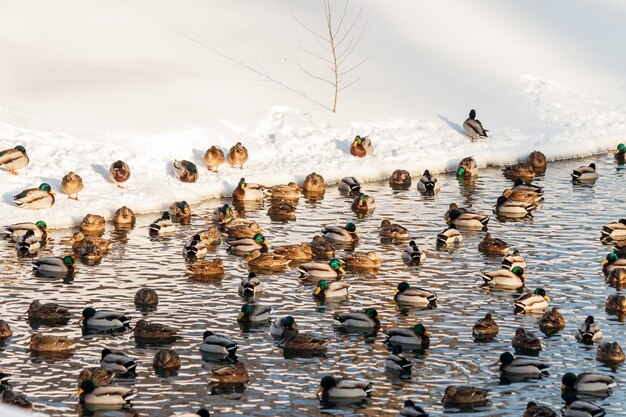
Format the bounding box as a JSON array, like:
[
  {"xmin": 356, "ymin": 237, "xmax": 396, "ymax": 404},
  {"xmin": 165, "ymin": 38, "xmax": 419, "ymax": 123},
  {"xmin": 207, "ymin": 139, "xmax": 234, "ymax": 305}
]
[
  {"xmin": 292, "ymin": 323, "xmax": 298, "ymax": 330},
  {"xmin": 615, "ymin": 150, "xmax": 620, "ymax": 154},
  {"xmin": 522, "ymin": 274, "xmax": 527, "ymax": 279},
  {"xmin": 544, "ymin": 296, "xmax": 551, "ymax": 302},
  {"xmin": 50, "ymin": 191, "xmax": 56, "ymax": 195},
  {"xmin": 184, "ymin": 208, "xmax": 190, "ymax": 215},
  {"xmin": 316, "ymin": 386, "xmax": 324, "ymax": 397},
  {"xmin": 314, "ymin": 287, "xmax": 321, "ymax": 295},
  {"xmin": 602, "ymin": 259, "xmax": 608, "ymax": 265},
  {"xmin": 74, "ymin": 388, "xmax": 83, "ymax": 398},
  {"xmin": 393, "ymin": 289, "xmax": 399, "ymax": 295},
  {"xmin": 561, "ymin": 384, "xmax": 566, "ymax": 392},
  {"xmin": 339, "ymin": 267, "xmax": 346, "ymax": 274},
  {"xmin": 237, "ymin": 311, "xmax": 244, "ymax": 320}
]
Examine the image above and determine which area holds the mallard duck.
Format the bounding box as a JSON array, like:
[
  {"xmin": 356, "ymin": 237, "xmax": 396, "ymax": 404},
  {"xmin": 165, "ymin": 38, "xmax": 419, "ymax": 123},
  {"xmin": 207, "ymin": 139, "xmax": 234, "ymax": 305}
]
[
  {"xmin": 396, "ymin": 400, "xmax": 428, "ymax": 417},
  {"xmin": 501, "ymin": 250, "xmax": 526, "ymax": 270},
  {"xmin": 29, "ymin": 334, "xmax": 75, "ymax": 353},
  {"xmin": 338, "ymin": 176, "xmax": 361, "ymax": 195},
  {"xmin": 571, "ymin": 163, "xmax": 598, "ymax": 182},
  {"xmin": 270, "ymin": 316, "xmax": 297, "ymax": 338},
  {"xmin": 447, "ymin": 208, "xmax": 489, "ymax": 229},
  {"xmin": 602, "ymin": 253, "xmax": 626, "ymax": 275},
  {"xmin": 384, "ymin": 345, "xmax": 412, "ymax": 374},
  {"xmin": 456, "ymin": 156, "xmax": 478, "ymax": 177},
  {"xmin": 13, "ymin": 183, "xmax": 54, "ymax": 209},
  {"xmin": 442, "ymin": 385, "xmax": 489, "ymax": 405},
  {"xmin": 246, "ymin": 248, "xmax": 291, "ymax": 272},
  {"xmin": 350, "ymin": 135, "xmax": 374, "ymax": 157},
  {"xmin": 478, "ymin": 233, "xmax": 510, "ymax": 255},
  {"xmin": 211, "ymin": 204, "xmax": 238, "ymax": 224},
  {"xmin": 113, "ymin": 206, "xmax": 135, "ymax": 226},
  {"xmin": 615, "ymin": 143, "xmax": 626, "ymax": 159},
  {"xmin": 511, "ymin": 178, "xmax": 544, "ymax": 194},
  {"xmin": 232, "ymin": 178, "xmax": 265, "ymax": 201},
  {"xmin": 317, "ymin": 375, "xmax": 373, "ymax": 400},
  {"xmin": 310, "ymin": 236, "xmax": 336, "ymax": 258},
  {"xmin": 443, "ymin": 203, "xmax": 466, "ymax": 221},
  {"xmin": 605, "ymin": 294, "xmax": 626, "ymax": 313},
  {"xmin": 153, "ymin": 349, "xmax": 181, "ymax": 370},
  {"xmin": 61, "ymin": 171, "xmax": 83, "ymax": 200},
  {"xmin": 149, "ymin": 212, "xmax": 175, "ymax": 235},
  {"xmin": 109, "ymin": 160, "xmax": 131, "ymax": 188},
  {"xmin": 561, "ymin": 372, "xmax": 614, "ymax": 394},
  {"xmin": 436, "ymin": 227, "xmax": 463, "ymax": 246},
  {"xmin": 463, "ymin": 109, "xmax": 488, "ymax": 142},
  {"xmin": 267, "ymin": 201, "xmax": 297, "ymax": 220},
  {"xmin": 273, "ymin": 243, "xmax": 313, "ymax": 262},
  {"xmin": 596, "ymin": 342, "xmax": 624, "ymax": 363},
  {"xmin": 472, "ymin": 313, "xmax": 499, "ymax": 340},
  {"xmin": 134, "ymin": 288, "xmax": 158, "ymax": 307},
  {"xmin": 527, "ymin": 151, "xmax": 547, "ymax": 172},
  {"xmin": 16, "ymin": 230, "xmax": 45, "ymax": 254},
  {"xmin": 575, "ymin": 316, "xmax": 602, "ymax": 343},
  {"xmin": 184, "ymin": 234, "xmax": 208, "ymax": 259},
  {"xmin": 313, "ymin": 279, "xmax": 349, "ymax": 299},
  {"xmin": 188, "ymin": 259, "xmax": 224, "ymax": 277},
  {"xmin": 502, "ymin": 186, "xmax": 544, "ymax": 204},
  {"xmin": 499, "ymin": 352, "xmax": 548, "ymax": 376},
  {"xmin": 200, "ymin": 331, "xmax": 238, "ymax": 356},
  {"xmin": 80, "ymin": 214, "xmax": 105, "ymax": 234},
  {"xmin": 100, "ymin": 348, "xmax": 137, "ymax": 373},
  {"xmin": 238, "ymin": 272, "xmax": 262, "ymax": 297},
  {"xmin": 333, "ymin": 308, "xmax": 380, "ymax": 330},
  {"xmin": 280, "ymin": 327, "xmax": 328, "ymax": 353},
  {"xmin": 416, "ymin": 170, "xmax": 440, "ymax": 193},
  {"xmin": 495, "ymin": 196, "xmax": 537, "ymax": 218},
  {"xmin": 511, "ymin": 328, "xmax": 541, "ymax": 351},
  {"xmin": 197, "ymin": 227, "xmax": 221, "ymax": 246},
  {"xmin": 299, "ymin": 258, "xmax": 345, "ymax": 280},
  {"xmin": 302, "ymin": 172, "xmax": 325, "ymax": 193},
  {"xmin": 225, "ymin": 222, "xmax": 262, "ymax": 239},
  {"xmin": 71, "ymin": 235, "xmax": 110, "ymax": 254},
  {"xmin": 607, "ymin": 268, "xmax": 626, "ymax": 288},
  {"xmin": 78, "ymin": 368, "xmax": 114, "ymax": 387},
  {"xmin": 32, "ymin": 255, "xmax": 76, "ymax": 276},
  {"xmin": 514, "ymin": 288, "xmax": 550, "ymax": 312},
  {"xmin": 0, "ymin": 145, "xmax": 29, "ymax": 174},
  {"xmin": 209, "ymin": 362, "xmax": 249, "ymax": 384},
  {"xmin": 82, "ymin": 308, "xmax": 130, "ymax": 331},
  {"xmin": 227, "ymin": 142, "xmax": 249, "ymax": 168},
  {"xmin": 522, "ymin": 401, "xmax": 556, "ymax": 417},
  {"xmin": 2, "ymin": 220, "xmax": 48, "ymax": 241},
  {"xmin": 538, "ymin": 308, "xmax": 565, "ymax": 333},
  {"xmin": 563, "ymin": 396, "xmax": 605, "ymax": 417},
  {"xmin": 384, "ymin": 324, "xmax": 430, "ymax": 348},
  {"xmin": 389, "ymin": 169, "xmax": 411, "ymax": 189},
  {"xmin": 237, "ymin": 304, "xmax": 271, "ymax": 323},
  {"xmin": 342, "ymin": 251, "xmax": 382, "ymax": 272},
  {"xmin": 2, "ymin": 389, "xmax": 32, "ymax": 410},
  {"xmin": 503, "ymin": 163, "xmax": 535, "ymax": 181},
  {"xmin": 402, "ymin": 241, "xmax": 426, "ymax": 265},
  {"xmin": 203, "ymin": 146, "xmax": 225, "ymax": 172},
  {"xmin": 0, "ymin": 320, "xmax": 12, "ymax": 338},
  {"xmin": 227, "ymin": 233, "xmax": 268, "ymax": 254},
  {"xmin": 27, "ymin": 300, "xmax": 71, "ymax": 321},
  {"xmin": 267, "ymin": 182, "xmax": 301, "ymax": 200},
  {"xmin": 321, "ymin": 223, "xmax": 359, "ymax": 243},
  {"xmin": 79, "ymin": 241, "xmax": 103, "ymax": 263},
  {"xmin": 134, "ymin": 319, "xmax": 178, "ymax": 341},
  {"xmin": 351, "ymin": 192, "xmax": 375, "ymax": 214},
  {"xmin": 394, "ymin": 282, "xmax": 437, "ymax": 306},
  {"xmin": 379, "ymin": 220, "xmax": 409, "ymax": 240},
  {"xmin": 76, "ymin": 378, "xmax": 136, "ymax": 406},
  {"xmin": 173, "ymin": 159, "xmax": 198, "ymax": 183},
  {"xmin": 601, "ymin": 219, "xmax": 626, "ymax": 240},
  {"xmin": 169, "ymin": 201, "xmax": 191, "ymax": 219}
]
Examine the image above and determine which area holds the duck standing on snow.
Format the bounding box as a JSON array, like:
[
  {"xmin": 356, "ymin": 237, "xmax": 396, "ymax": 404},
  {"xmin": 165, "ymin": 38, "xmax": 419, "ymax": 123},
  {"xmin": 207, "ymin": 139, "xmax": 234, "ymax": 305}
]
[
  {"xmin": 173, "ymin": 159, "xmax": 198, "ymax": 183},
  {"xmin": 416, "ymin": 170, "xmax": 441, "ymax": 193},
  {"xmin": 571, "ymin": 163, "xmax": 598, "ymax": 182},
  {"xmin": 204, "ymin": 146, "xmax": 225, "ymax": 172},
  {"xmin": 61, "ymin": 171, "xmax": 83, "ymax": 200},
  {"xmin": 0, "ymin": 145, "xmax": 29, "ymax": 174},
  {"xmin": 109, "ymin": 160, "xmax": 131, "ymax": 188},
  {"xmin": 14, "ymin": 183, "xmax": 55, "ymax": 209},
  {"xmin": 350, "ymin": 135, "xmax": 374, "ymax": 157},
  {"xmin": 227, "ymin": 142, "xmax": 249, "ymax": 169},
  {"xmin": 463, "ymin": 109, "xmax": 488, "ymax": 142}
]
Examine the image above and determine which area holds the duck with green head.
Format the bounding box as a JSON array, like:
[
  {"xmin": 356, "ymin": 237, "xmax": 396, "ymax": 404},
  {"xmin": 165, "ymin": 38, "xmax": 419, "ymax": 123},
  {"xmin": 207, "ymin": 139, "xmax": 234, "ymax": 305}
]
[
  {"xmin": 456, "ymin": 156, "xmax": 478, "ymax": 177},
  {"xmin": 350, "ymin": 135, "xmax": 374, "ymax": 158},
  {"xmin": 615, "ymin": 143, "xmax": 626, "ymax": 161},
  {"xmin": 384, "ymin": 323, "xmax": 430, "ymax": 348},
  {"xmin": 321, "ymin": 223, "xmax": 359, "ymax": 243},
  {"xmin": 351, "ymin": 192, "xmax": 376, "ymax": 214},
  {"xmin": 0, "ymin": 145, "xmax": 29, "ymax": 174},
  {"xmin": 169, "ymin": 201, "xmax": 191, "ymax": 219},
  {"xmin": 514, "ymin": 288, "xmax": 550, "ymax": 312},
  {"xmin": 313, "ymin": 279, "xmax": 349, "ymax": 299},
  {"xmin": 237, "ymin": 303, "xmax": 271, "ymax": 323},
  {"xmin": 14, "ymin": 183, "xmax": 54, "ymax": 209},
  {"xmin": 2, "ymin": 220, "xmax": 48, "ymax": 241},
  {"xmin": 602, "ymin": 252, "xmax": 626, "ymax": 275},
  {"xmin": 32, "ymin": 255, "xmax": 75, "ymax": 276},
  {"xmin": 228, "ymin": 233, "xmax": 269, "ymax": 254},
  {"xmin": 173, "ymin": 159, "xmax": 198, "ymax": 183},
  {"xmin": 483, "ymin": 264, "xmax": 526, "ymax": 289},
  {"xmin": 76, "ymin": 378, "xmax": 136, "ymax": 406},
  {"xmin": 561, "ymin": 372, "xmax": 614, "ymax": 396},
  {"xmin": 298, "ymin": 258, "xmax": 345, "ymax": 281},
  {"xmin": 232, "ymin": 177, "xmax": 265, "ymax": 201},
  {"xmin": 317, "ymin": 375, "xmax": 373, "ymax": 400},
  {"xmin": 394, "ymin": 282, "xmax": 437, "ymax": 306},
  {"xmin": 333, "ymin": 308, "xmax": 381, "ymax": 330}
]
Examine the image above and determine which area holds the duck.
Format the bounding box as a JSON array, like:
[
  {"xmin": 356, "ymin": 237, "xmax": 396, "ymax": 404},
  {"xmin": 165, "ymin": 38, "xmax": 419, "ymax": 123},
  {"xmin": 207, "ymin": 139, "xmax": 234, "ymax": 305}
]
[
  {"xmin": 100, "ymin": 348, "xmax": 137, "ymax": 373},
  {"xmin": 169, "ymin": 201, "xmax": 191, "ymax": 219},
  {"xmin": 379, "ymin": 219, "xmax": 410, "ymax": 240},
  {"xmin": 211, "ymin": 204, "xmax": 238, "ymax": 224},
  {"xmin": 153, "ymin": 349, "xmax": 181, "ymax": 370},
  {"xmin": 203, "ymin": 146, "xmax": 225, "ymax": 172},
  {"xmin": 299, "ymin": 259, "xmax": 345, "ymax": 280},
  {"xmin": 601, "ymin": 218, "xmax": 626, "ymax": 240},
  {"xmin": 575, "ymin": 316, "xmax": 602, "ymax": 343},
  {"xmin": 78, "ymin": 368, "xmax": 114, "ymax": 387},
  {"xmin": 80, "ymin": 214, "xmax": 106, "ymax": 234},
  {"xmin": 503, "ymin": 181, "xmax": 544, "ymax": 204},
  {"xmin": 267, "ymin": 182, "xmax": 301, "ymax": 201},
  {"xmin": 232, "ymin": 178, "xmax": 265, "ymax": 201},
  {"xmin": 188, "ymin": 258, "xmax": 224, "ymax": 277},
  {"xmin": 238, "ymin": 272, "xmax": 262, "ymax": 298},
  {"xmin": 342, "ymin": 251, "xmax": 382, "ymax": 272},
  {"xmin": 71, "ymin": 234, "xmax": 110, "ymax": 253},
  {"xmin": 0, "ymin": 320, "xmax": 12, "ymax": 338},
  {"xmin": 333, "ymin": 308, "xmax": 381, "ymax": 330},
  {"xmin": 436, "ymin": 227, "xmax": 463, "ymax": 246},
  {"xmin": 29, "ymin": 334, "xmax": 75, "ymax": 353},
  {"xmin": 13, "ymin": 183, "xmax": 55, "ymax": 209},
  {"xmin": 602, "ymin": 252, "xmax": 626, "ymax": 275},
  {"xmin": 527, "ymin": 151, "xmax": 548, "ymax": 172},
  {"xmin": 538, "ymin": 307, "xmax": 565, "ymax": 333},
  {"xmin": 27, "ymin": 300, "xmax": 71, "ymax": 321},
  {"xmin": 32, "ymin": 255, "xmax": 76, "ymax": 276},
  {"xmin": 197, "ymin": 228, "xmax": 221, "ymax": 246},
  {"xmin": 338, "ymin": 176, "xmax": 361, "ymax": 195},
  {"xmin": 561, "ymin": 372, "xmax": 614, "ymax": 394},
  {"xmin": 209, "ymin": 362, "xmax": 249, "ymax": 384},
  {"xmin": 109, "ymin": 160, "xmax": 131, "ymax": 188},
  {"xmin": 615, "ymin": 143, "xmax": 626, "ymax": 159},
  {"xmin": 605, "ymin": 294, "xmax": 626, "ymax": 313},
  {"xmin": 384, "ymin": 324, "xmax": 430, "ymax": 348},
  {"xmin": 478, "ymin": 233, "xmax": 510, "ymax": 255},
  {"xmin": 523, "ymin": 402, "xmax": 556, "ymax": 417},
  {"xmin": 227, "ymin": 142, "xmax": 249, "ymax": 168},
  {"xmin": 2, "ymin": 220, "xmax": 48, "ymax": 241},
  {"xmin": 173, "ymin": 159, "xmax": 198, "ymax": 183},
  {"xmin": 267, "ymin": 201, "xmax": 297, "ymax": 220},
  {"xmin": 302, "ymin": 172, "xmax": 325, "ymax": 194},
  {"xmin": 510, "ymin": 178, "xmax": 544, "ymax": 194},
  {"xmin": 350, "ymin": 135, "xmax": 374, "ymax": 157},
  {"xmin": 237, "ymin": 304, "xmax": 271, "ymax": 323},
  {"xmin": 246, "ymin": 248, "xmax": 291, "ymax": 272},
  {"xmin": 134, "ymin": 319, "xmax": 178, "ymax": 341},
  {"xmin": 511, "ymin": 328, "xmax": 541, "ymax": 351},
  {"xmin": 61, "ymin": 171, "xmax": 83, "ymax": 200},
  {"xmin": 321, "ymin": 223, "xmax": 359, "ymax": 243},
  {"xmin": 270, "ymin": 316, "xmax": 298, "ymax": 338},
  {"xmin": 82, "ymin": 308, "xmax": 130, "ymax": 331},
  {"xmin": 2, "ymin": 389, "xmax": 32, "ymax": 411},
  {"xmin": 563, "ymin": 396, "xmax": 605, "ymax": 417},
  {"xmin": 184, "ymin": 234, "xmax": 208, "ymax": 259},
  {"xmin": 607, "ymin": 268, "xmax": 626, "ymax": 288},
  {"xmin": 384, "ymin": 345, "xmax": 412, "ymax": 374},
  {"xmin": 113, "ymin": 206, "xmax": 135, "ymax": 226},
  {"xmin": 0, "ymin": 145, "xmax": 29, "ymax": 174},
  {"xmin": 199, "ymin": 331, "xmax": 238, "ymax": 356},
  {"xmin": 280, "ymin": 327, "xmax": 328, "ymax": 353},
  {"xmin": 351, "ymin": 192, "xmax": 375, "ymax": 214},
  {"xmin": 514, "ymin": 288, "xmax": 550, "ymax": 312},
  {"xmin": 273, "ymin": 243, "xmax": 313, "ymax": 262},
  {"xmin": 134, "ymin": 288, "xmax": 159, "ymax": 307},
  {"xmin": 402, "ymin": 241, "xmax": 426, "ymax": 265},
  {"xmin": 175, "ymin": 409, "xmax": 211, "ymax": 417},
  {"xmin": 16, "ymin": 230, "xmax": 45, "ymax": 254},
  {"xmin": 456, "ymin": 156, "xmax": 478, "ymax": 177},
  {"xmin": 78, "ymin": 239, "xmax": 105, "ymax": 264},
  {"xmin": 416, "ymin": 170, "xmax": 440, "ymax": 193},
  {"xmin": 224, "ymin": 222, "xmax": 263, "ymax": 239},
  {"xmin": 571, "ymin": 163, "xmax": 598, "ymax": 182},
  {"xmin": 498, "ymin": 352, "xmax": 548, "ymax": 376},
  {"xmin": 227, "ymin": 233, "xmax": 268, "ymax": 254},
  {"xmin": 447, "ymin": 207, "xmax": 489, "ymax": 229},
  {"xmin": 149, "ymin": 212, "xmax": 175, "ymax": 235},
  {"xmin": 396, "ymin": 400, "xmax": 429, "ymax": 417},
  {"xmin": 501, "ymin": 250, "xmax": 527, "ymax": 270},
  {"xmin": 596, "ymin": 341, "xmax": 624, "ymax": 363},
  {"xmin": 389, "ymin": 169, "xmax": 411, "ymax": 189},
  {"xmin": 463, "ymin": 109, "xmax": 488, "ymax": 142},
  {"xmin": 472, "ymin": 313, "xmax": 499, "ymax": 340},
  {"xmin": 310, "ymin": 236, "xmax": 336, "ymax": 258},
  {"xmin": 503, "ymin": 163, "xmax": 535, "ymax": 181},
  {"xmin": 313, "ymin": 279, "xmax": 350, "ymax": 299},
  {"xmin": 317, "ymin": 375, "xmax": 373, "ymax": 400},
  {"xmin": 442, "ymin": 385, "xmax": 489, "ymax": 405},
  {"xmin": 394, "ymin": 282, "xmax": 437, "ymax": 306},
  {"xmin": 76, "ymin": 378, "xmax": 136, "ymax": 406},
  {"xmin": 495, "ymin": 196, "xmax": 537, "ymax": 218}
]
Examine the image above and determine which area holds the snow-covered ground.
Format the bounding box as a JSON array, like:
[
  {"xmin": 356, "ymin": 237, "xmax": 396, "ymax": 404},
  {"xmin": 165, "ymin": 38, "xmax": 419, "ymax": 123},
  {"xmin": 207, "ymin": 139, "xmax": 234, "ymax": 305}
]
[{"xmin": 1, "ymin": 1, "xmax": 625, "ymax": 228}]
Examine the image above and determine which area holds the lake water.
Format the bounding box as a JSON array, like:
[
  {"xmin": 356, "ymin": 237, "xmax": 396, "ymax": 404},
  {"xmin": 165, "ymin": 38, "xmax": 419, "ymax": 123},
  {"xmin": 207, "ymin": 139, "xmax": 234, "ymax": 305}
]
[{"xmin": 1, "ymin": 152, "xmax": 625, "ymax": 416}]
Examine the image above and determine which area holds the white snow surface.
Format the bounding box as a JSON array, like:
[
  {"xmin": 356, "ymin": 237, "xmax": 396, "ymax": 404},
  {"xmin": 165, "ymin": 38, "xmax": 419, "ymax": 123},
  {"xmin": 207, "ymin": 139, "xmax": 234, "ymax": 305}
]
[{"xmin": 1, "ymin": 0, "xmax": 625, "ymax": 228}]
